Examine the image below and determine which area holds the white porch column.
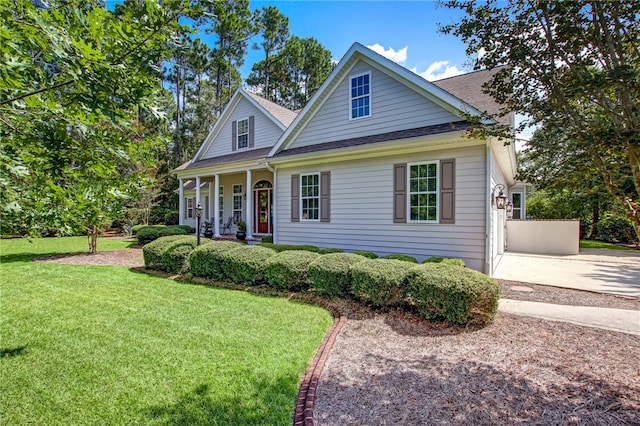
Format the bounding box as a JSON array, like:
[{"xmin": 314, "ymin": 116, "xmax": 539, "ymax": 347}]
[
  {"xmin": 195, "ymin": 176, "xmax": 201, "ymax": 234},
  {"xmin": 208, "ymin": 178, "xmax": 214, "ymax": 223},
  {"xmin": 245, "ymin": 169, "xmax": 253, "ymax": 239},
  {"xmin": 178, "ymin": 178, "xmax": 184, "ymax": 225},
  {"xmin": 213, "ymin": 174, "xmax": 220, "ymax": 237}
]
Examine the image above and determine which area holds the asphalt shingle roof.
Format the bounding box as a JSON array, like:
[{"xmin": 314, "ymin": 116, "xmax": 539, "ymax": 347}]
[{"xmin": 244, "ymin": 90, "xmax": 298, "ymax": 127}]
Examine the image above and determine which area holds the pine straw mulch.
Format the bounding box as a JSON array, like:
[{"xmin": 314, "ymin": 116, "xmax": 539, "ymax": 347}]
[{"xmin": 35, "ymin": 247, "xmax": 640, "ymax": 425}]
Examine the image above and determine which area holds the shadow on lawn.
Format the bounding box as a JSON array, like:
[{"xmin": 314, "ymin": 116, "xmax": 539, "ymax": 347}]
[
  {"xmin": 143, "ymin": 377, "xmax": 298, "ymax": 425},
  {"xmin": 315, "ymin": 354, "xmax": 640, "ymax": 425},
  {"xmin": 0, "ymin": 346, "xmax": 28, "ymax": 358},
  {"xmin": 0, "ymin": 252, "xmax": 83, "ymax": 264}
]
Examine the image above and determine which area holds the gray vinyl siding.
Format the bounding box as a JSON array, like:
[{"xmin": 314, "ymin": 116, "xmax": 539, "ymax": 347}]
[
  {"xmin": 275, "ymin": 145, "xmax": 487, "ymax": 271},
  {"xmin": 202, "ymin": 97, "xmax": 283, "ymax": 159},
  {"xmin": 289, "ymin": 60, "xmax": 462, "ymax": 149}
]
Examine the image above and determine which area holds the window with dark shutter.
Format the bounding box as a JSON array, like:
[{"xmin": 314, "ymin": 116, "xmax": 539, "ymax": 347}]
[
  {"xmin": 291, "ymin": 174, "xmax": 300, "ymax": 222},
  {"xmin": 248, "ymin": 115, "xmax": 255, "ymax": 148},
  {"xmin": 320, "ymin": 171, "xmax": 330, "ymax": 222},
  {"xmin": 393, "ymin": 164, "xmax": 407, "ymax": 223},
  {"xmin": 439, "ymin": 159, "xmax": 455, "ymax": 224}
]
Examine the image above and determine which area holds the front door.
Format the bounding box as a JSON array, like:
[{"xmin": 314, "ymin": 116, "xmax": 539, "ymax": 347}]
[{"xmin": 255, "ymin": 189, "xmax": 272, "ymax": 234}]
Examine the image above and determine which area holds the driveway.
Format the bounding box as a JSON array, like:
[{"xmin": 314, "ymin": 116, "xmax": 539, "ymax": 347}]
[{"xmin": 493, "ymin": 248, "xmax": 640, "ymax": 298}]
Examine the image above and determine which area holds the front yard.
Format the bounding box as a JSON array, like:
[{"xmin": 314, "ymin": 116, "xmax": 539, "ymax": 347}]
[{"xmin": 0, "ymin": 237, "xmax": 332, "ymax": 425}]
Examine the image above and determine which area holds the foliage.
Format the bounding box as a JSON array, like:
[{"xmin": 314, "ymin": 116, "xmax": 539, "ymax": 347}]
[
  {"xmin": 235, "ymin": 219, "xmax": 247, "ymax": 232},
  {"xmin": 422, "ymin": 257, "xmax": 466, "ymax": 267},
  {"xmin": 441, "ymin": 0, "xmax": 640, "ymax": 241},
  {"xmin": 261, "ymin": 235, "xmax": 273, "ymax": 243},
  {"xmin": 220, "ymin": 245, "xmax": 277, "ymax": 285},
  {"xmin": 137, "ymin": 225, "xmax": 192, "ymax": 245},
  {"xmin": 580, "ymin": 240, "xmax": 634, "ymax": 250},
  {"xmin": 382, "ymin": 254, "xmax": 418, "ymax": 263},
  {"xmin": 406, "ymin": 264, "xmax": 501, "ymax": 326},
  {"xmin": 308, "ymin": 253, "xmax": 366, "ymax": 298},
  {"xmin": 351, "ymin": 259, "xmax": 411, "ymax": 307},
  {"xmin": 264, "ymin": 250, "xmax": 320, "ymax": 291},
  {"xmin": 258, "ymin": 243, "xmax": 320, "ymax": 253},
  {"xmin": 142, "ymin": 235, "xmax": 195, "ymax": 269},
  {"xmin": 318, "ymin": 248, "xmax": 345, "ymax": 254},
  {"xmin": 0, "ymin": 236, "xmax": 332, "ymax": 425},
  {"xmin": 595, "ymin": 215, "xmax": 638, "ymax": 244},
  {"xmin": 188, "ymin": 240, "xmax": 243, "ymax": 280},
  {"xmin": 353, "ymin": 251, "xmax": 379, "ymax": 259},
  {"xmin": 131, "ymin": 224, "xmax": 147, "ymax": 235}
]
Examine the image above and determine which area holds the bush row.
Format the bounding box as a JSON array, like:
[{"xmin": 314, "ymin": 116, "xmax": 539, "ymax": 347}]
[
  {"xmin": 136, "ymin": 225, "xmax": 195, "ymax": 245},
  {"xmin": 144, "ymin": 237, "xmax": 499, "ymax": 326}
]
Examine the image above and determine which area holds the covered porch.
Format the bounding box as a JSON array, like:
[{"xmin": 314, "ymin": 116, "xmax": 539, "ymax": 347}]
[{"xmin": 178, "ymin": 167, "xmax": 274, "ymax": 239}]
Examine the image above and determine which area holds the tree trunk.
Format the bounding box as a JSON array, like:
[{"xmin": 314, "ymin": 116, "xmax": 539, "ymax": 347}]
[
  {"xmin": 588, "ymin": 201, "xmax": 599, "ymax": 239},
  {"xmin": 88, "ymin": 225, "xmax": 98, "ymax": 254}
]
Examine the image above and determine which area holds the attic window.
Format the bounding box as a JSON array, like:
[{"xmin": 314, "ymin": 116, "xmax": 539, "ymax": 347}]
[
  {"xmin": 237, "ymin": 118, "xmax": 249, "ymax": 149},
  {"xmin": 350, "ymin": 72, "xmax": 370, "ymax": 119}
]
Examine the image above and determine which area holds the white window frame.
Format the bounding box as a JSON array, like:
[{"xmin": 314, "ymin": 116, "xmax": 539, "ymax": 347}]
[
  {"xmin": 512, "ymin": 192, "xmax": 523, "ymax": 220},
  {"xmin": 300, "ymin": 173, "xmax": 320, "ymax": 221},
  {"xmin": 407, "ymin": 161, "xmax": 439, "ymax": 223},
  {"xmin": 233, "ymin": 184, "xmax": 243, "ymax": 222},
  {"xmin": 186, "ymin": 196, "xmax": 194, "ymax": 219},
  {"xmin": 349, "ymin": 71, "xmax": 371, "ymax": 120},
  {"xmin": 219, "ymin": 185, "xmax": 224, "ymax": 224},
  {"xmin": 236, "ymin": 118, "xmax": 249, "ymax": 150}
]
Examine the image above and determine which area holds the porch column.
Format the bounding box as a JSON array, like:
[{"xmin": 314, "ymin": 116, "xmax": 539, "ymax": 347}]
[
  {"xmin": 208, "ymin": 178, "xmax": 214, "ymax": 223},
  {"xmin": 245, "ymin": 169, "xmax": 253, "ymax": 239},
  {"xmin": 213, "ymin": 174, "xmax": 220, "ymax": 237},
  {"xmin": 178, "ymin": 178, "xmax": 184, "ymax": 225},
  {"xmin": 195, "ymin": 176, "xmax": 201, "ymax": 234}
]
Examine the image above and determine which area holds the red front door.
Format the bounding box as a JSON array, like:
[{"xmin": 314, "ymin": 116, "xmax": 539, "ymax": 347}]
[{"xmin": 255, "ymin": 189, "xmax": 272, "ymax": 234}]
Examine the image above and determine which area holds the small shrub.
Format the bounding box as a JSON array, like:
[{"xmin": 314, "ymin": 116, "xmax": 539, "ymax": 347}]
[
  {"xmin": 264, "ymin": 250, "xmax": 320, "ymax": 291},
  {"xmin": 137, "ymin": 226, "xmax": 166, "ymax": 245},
  {"xmin": 220, "ymin": 245, "xmax": 277, "ymax": 285},
  {"xmin": 143, "ymin": 235, "xmax": 196, "ymax": 270},
  {"xmin": 162, "ymin": 244, "xmax": 196, "ymax": 274},
  {"xmin": 164, "ymin": 210, "xmax": 179, "ymax": 225},
  {"xmin": 405, "ymin": 264, "xmax": 501, "ymax": 326},
  {"xmin": 261, "ymin": 235, "xmax": 273, "ymax": 243},
  {"xmin": 177, "ymin": 225, "xmax": 196, "ymax": 234},
  {"xmin": 382, "ymin": 254, "xmax": 418, "ymax": 263},
  {"xmin": 318, "ymin": 248, "xmax": 344, "ymax": 254},
  {"xmin": 596, "ymin": 215, "xmax": 637, "ymax": 244},
  {"xmin": 158, "ymin": 226, "xmax": 189, "ymax": 238},
  {"xmin": 308, "ymin": 253, "xmax": 366, "ymax": 297},
  {"xmin": 188, "ymin": 241, "xmax": 243, "ymax": 280},
  {"xmin": 131, "ymin": 224, "xmax": 147, "ymax": 235},
  {"xmin": 257, "ymin": 243, "xmax": 320, "ymax": 253},
  {"xmin": 422, "ymin": 257, "xmax": 466, "ymax": 267},
  {"xmin": 353, "ymin": 251, "xmax": 378, "ymax": 259},
  {"xmin": 351, "ymin": 259, "xmax": 412, "ymax": 307}
]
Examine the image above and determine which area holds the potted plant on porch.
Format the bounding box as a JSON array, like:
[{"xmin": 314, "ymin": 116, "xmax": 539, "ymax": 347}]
[
  {"xmin": 235, "ymin": 219, "xmax": 247, "ymax": 241},
  {"xmin": 202, "ymin": 221, "xmax": 214, "ymax": 239}
]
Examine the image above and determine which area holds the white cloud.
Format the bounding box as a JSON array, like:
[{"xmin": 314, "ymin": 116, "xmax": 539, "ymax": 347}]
[
  {"xmin": 410, "ymin": 61, "xmax": 465, "ymax": 81},
  {"xmin": 366, "ymin": 43, "xmax": 408, "ymax": 65}
]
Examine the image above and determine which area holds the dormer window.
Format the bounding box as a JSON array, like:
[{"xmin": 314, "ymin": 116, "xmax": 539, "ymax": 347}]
[
  {"xmin": 350, "ymin": 72, "xmax": 370, "ymax": 119},
  {"xmin": 237, "ymin": 118, "xmax": 249, "ymax": 149}
]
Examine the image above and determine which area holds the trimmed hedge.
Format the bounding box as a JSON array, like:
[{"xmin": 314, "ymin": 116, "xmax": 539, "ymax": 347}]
[
  {"xmin": 189, "ymin": 241, "xmax": 244, "ymax": 280},
  {"xmin": 353, "ymin": 251, "xmax": 379, "ymax": 259},
  {"xmin": 162, "ymin": 244, "xmax": 196, "ymax": 274},
  {"xmin": 131, "ymin": 224, "xmax": 147, "ymax": 235},
  {"xmin": 264, "ymin": 250, "xmax": 320, "ymax": 291},
  {"xmin": 406, "ymin": 264, "xmax": 501, "ymax": 326},
  {"xmin": 220, "ymin": 245, "xmax": 277, "ymax": 285},
  {"xmin": 351, "ymin": 259, "xmax": 412, "ymax": 307},
  {"xmin": 258, "ymin": 243, "xmax": 320, "ymax": 253},
  {"xmin": 423, "ymin": 257, "xmax": 466, "ymax": 267},
  {"xmin": 382, "ymin": 254, "xmax": 418, "ymax": 263},
  {"xmin": 318, "ymin": 248, "xmax": 345, "ymax": 254},
  {"xmin": 143, "ymin": 235, "xmax": 196, "ymax": 270},
  {"xmin": 137, "ymin": 225, "xmax": 195, "ymax": 245},
  {"xmin": 308, "ymin": 253, "xmax": 366, "ymax": 297}
]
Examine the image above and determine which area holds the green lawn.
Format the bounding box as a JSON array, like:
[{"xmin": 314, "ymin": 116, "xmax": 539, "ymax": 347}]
[
  {"xmin": 579, "ymin": 239, "xmax": 634, "ymax": 250},
  {"xmin": 0, "ymin": 237, "xmax": 332, "ymax": 425}
]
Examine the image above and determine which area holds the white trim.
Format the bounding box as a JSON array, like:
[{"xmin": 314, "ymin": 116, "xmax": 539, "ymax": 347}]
[
  {"xmin": 232, "ymin": 183, "xmax": 243, "ymax": 222},
  {"xmin": 186, "ymin": 196, "xmax": 195, "ymax": 220},
  {"xmin": 236, "ymin": 117, "xmax": 250, "ymax": 150},
  {"xmin": 406, "ymin": 160, "xmax": 440, "ymax": 224},
  {"xmin": 300, "ymin": 172, "xmax": 321, "ymax": 222},
  {"xmin": 348, "ymin": 71, "xmax": 372, "ymax": 120}
]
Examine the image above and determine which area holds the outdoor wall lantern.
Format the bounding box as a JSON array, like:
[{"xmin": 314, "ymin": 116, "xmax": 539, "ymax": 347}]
[
  {"xmin": 492, "ymin": 184, "xmax": 507, "ymax": 209},
  {"xmin": 506, "ymin": 200, "xmax": 513, "ymax": 213},
  {"xmin": 195, "ymin": 203, "xmax": 203, "ymax": 245}
]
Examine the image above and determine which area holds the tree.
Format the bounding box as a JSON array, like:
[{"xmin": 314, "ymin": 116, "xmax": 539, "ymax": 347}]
[
  {"xmin": 253, "ymin": 5, "xmax": 289, "ymax": 102},
  {"xmin": 441, "ymin": 0, "xmax": 640, "ymax": 241},
  {"xmin": 0, "ymin": 0, "xmax": 190, "ymax": 252}
]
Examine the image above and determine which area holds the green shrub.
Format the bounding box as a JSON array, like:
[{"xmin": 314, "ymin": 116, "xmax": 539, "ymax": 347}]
[
  {"xmin": 261, "ymin": 235, "xmax": 273, "ymax": 243},
  {"xmin": 308, "ymin": 253, "xmax": 366, "ymax": 297},
  {"xmin": 422, "ymin": 257, "xmax": 466, "ymax": 267},
  {"xmin": 351, "ymin": 259, "xmax": 412, "ymax": 307},
  {"xmin": 162, "ymin": 244, "xmax": 196, "ymax": 274},
  {"xmin": 188, "ymin": 241, "xmax": 243, "ymax": 280},
  {"xmin": 220, "ymin": 245, "xmax": 277, "ymax": 285},
  {"xmin": 353, "ymin": 251, "xmax": 379, "ymax": 259},
  {"xmin": 382, "ymin": 254, "xmax": 418, "ymax": 263},
  {"xmin": 258, "ymin": 243, "xmax": 320, "ymax": 253},
  {"xmin": 143, "ymin": 235, "xmax": 196, "ymax": 270},
  {"xmin": 158, "ymin": 226, "xmax": 189, "ymax": 238},
  {"xmin": 596, "ymin": 215, "xmax": 637, "ymax": 244},
  {"xmin": 406, "ymin": 264, "xmax": 501, "ymax": 326},
  {"xmin": 318, "ymin": 248, "xmax": 344, "ymax": 254},
  {"xmin": 164, "ymin": 210, "xmax": 179, "ymax": 225},
  {"xmin": 131, "ymin": 224, "xmax": 148, "ymax": 235},
  {"xmin": 177, "ymin": 225, "xmax": 196, "ymax": 234},
  {"xmin": 264, "ymin": 250, "xmax": 320, "ymax": 291},
  {"xmin": 137, "ymin": 225, "xmax": 194, "ymax": 245}
]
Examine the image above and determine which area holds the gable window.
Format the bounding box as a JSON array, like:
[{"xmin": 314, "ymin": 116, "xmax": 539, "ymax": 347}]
[
  {"xmin": 409, "ymin": 162, "xmax": 438, "ymax": 222},
  {"xmin": 301, "ymin": 173, "xmax": 320, "ymax": 220},
  {"xmin": 233, "ymin": 184, "xmax": 243, "ymax": 222},
  {"xmin": 185, "ymin": 197, "xmax": 194, "ymax": 219},
  {"xmin": 350, "ymin": 72, "xmax": 370, "ymax": 119},
  {"xmin": 237, "ymin": 118, "xmax": 249, "ymax": 149}
]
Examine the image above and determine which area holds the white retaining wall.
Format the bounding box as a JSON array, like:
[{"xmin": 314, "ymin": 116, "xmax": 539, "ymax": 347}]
[{"xmin": 506, "ymin": 220, "xmax": 580, "ymax": 255}]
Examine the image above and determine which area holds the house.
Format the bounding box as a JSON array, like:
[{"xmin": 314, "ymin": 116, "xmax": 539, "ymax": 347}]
[{"xmin": 174, "ymin": 42, "xmax": 521, "ymax": 275}]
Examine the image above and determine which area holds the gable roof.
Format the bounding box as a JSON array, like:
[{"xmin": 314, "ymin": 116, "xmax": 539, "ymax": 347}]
[
  {"xmin": 190, "ymin": 88, "xmax": 297, "ymax": 164},
  {"xmin": 268, "ymin": 42, "xmax": 497, "ymax": 157}
]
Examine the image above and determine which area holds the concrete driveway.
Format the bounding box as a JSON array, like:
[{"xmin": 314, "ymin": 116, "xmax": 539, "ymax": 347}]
[{"xmin": 493, "ymin": 248, "xmax": 640, "ymax": 298}]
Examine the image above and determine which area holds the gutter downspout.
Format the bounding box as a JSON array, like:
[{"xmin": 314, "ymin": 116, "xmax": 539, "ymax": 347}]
[
  {"xmin": 485, "ymin": 140, "xmax": 493, "ymax": 276},
  {"xmin": 265, "ymin": 161, "xmax": 277, "ymax": 244}
]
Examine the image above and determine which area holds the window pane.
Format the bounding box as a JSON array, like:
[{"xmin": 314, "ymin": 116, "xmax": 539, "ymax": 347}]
[{"xmin": 427, "ymin": 178, "xmax": 436, "ymax": 192}]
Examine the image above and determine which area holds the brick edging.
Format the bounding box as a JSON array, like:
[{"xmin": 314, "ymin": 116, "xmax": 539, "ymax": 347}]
[{"xmin": 293, "ymin": 315, "xmax": 345, "ymax": 426}]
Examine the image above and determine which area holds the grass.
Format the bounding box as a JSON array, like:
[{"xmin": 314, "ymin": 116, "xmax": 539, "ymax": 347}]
[
  {"xmin": 0, "ymin": 237, "xmax": 333, "ymax": 425},
  {"xmin": 579, "ymin": 239, "xmax": 634, "ymax": 250}
]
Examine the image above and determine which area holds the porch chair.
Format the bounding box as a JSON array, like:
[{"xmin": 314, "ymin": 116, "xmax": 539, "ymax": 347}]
[{"xmin": 221, "ymin": 216, "xmax": 233, "ymax": 234}]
